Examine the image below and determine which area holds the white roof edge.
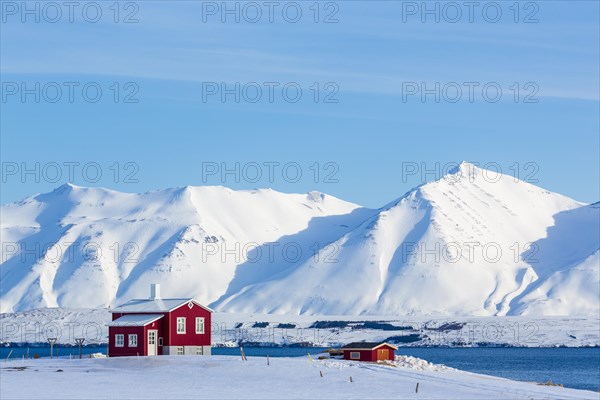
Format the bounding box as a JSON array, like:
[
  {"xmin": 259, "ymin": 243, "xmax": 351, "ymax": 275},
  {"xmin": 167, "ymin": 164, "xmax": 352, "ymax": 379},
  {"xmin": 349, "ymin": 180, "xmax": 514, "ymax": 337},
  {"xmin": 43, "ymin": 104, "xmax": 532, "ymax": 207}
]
[
  {"xmin": 110, "ymin": 298, "xmax": 214, "ymax": 313},
  {"xmin": 374, "ymin": 342, "xmax": 398, "ymax": 350},
  {"xmin": 191, "ymin": 300, "xmax": 215, "ymax": 313},
  {"xmin": 344, "ymin": 342, "xmax": 399, "ymax": 351},
  {"xmin": 170, "ymin": 299, "xmax": 215, "ymax": 313},
  {"xmin": 107, "ymin": 314, "xmax": 164, "ymax": 327}
]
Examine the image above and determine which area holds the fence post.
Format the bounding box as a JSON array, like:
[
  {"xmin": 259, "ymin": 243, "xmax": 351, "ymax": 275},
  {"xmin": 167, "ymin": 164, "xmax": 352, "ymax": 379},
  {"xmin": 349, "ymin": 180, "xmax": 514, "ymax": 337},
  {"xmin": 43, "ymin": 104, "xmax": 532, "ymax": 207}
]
[
  {"xmin": 75, "ymin": 338, "xmax": 85, "ymax": 359},
  {"xmin": 47, "ymin": 338, "xmax": 57, "ymax": 359}
]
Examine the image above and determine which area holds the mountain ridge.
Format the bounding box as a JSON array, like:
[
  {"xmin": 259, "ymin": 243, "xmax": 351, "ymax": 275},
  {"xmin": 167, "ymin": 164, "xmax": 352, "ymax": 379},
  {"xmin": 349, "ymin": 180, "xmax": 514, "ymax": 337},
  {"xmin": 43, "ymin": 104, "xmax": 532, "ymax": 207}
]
[{"xmin": 1, "ymin": 162, "xmax": 598, "ymax": 315}]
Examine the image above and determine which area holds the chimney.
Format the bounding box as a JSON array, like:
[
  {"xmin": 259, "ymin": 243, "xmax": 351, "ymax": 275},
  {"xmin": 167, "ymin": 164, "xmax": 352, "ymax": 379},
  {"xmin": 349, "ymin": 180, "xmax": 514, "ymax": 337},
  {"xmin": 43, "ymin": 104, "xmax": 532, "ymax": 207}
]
[{"xmin": 150, "ymin": 283, "xmax": 161, "ymax": 300}]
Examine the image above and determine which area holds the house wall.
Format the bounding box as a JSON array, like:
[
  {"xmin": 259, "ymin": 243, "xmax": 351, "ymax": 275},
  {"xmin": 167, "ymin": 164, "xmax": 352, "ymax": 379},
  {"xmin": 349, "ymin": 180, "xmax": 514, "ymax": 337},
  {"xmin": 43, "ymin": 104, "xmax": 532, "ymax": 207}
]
[
  {"xmin": 343, "ymin": 346, "xmax": 396, "ymax": 362},
  {"xmin": 163, "ymin": 346, "xmax": 212, "ymax": 356},
  {"xmin": 108, "ymin": 319, "xmax": 164, "ymax": 357},
  {"xmin": 343, "ymin": 349, "xmax": 374, "ymax": 362},
  {"xmin": 144, "ymin": 319, "xmax": 164, "ymax": 356},
  {"xmin": 371, "ymin": 346, "xmax": 395, "ymax": 361},
  {"xmin": 168, "ymin": 302, "xmax": 212, "ymax": 347},
  {"xmin": 111, "ymin": 312, "xmax": 168, "ymax": 354},
  {"xmin": 108, "ymin": 326, "xmax": 146, "ymax": 357}
]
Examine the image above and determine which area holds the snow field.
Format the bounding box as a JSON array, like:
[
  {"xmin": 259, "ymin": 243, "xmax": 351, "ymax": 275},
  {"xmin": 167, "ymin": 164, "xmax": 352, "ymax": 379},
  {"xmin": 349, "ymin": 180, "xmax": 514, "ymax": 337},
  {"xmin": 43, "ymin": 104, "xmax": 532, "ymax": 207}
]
[{"xmin": 1, "ymin": 355, "xmax": 597, "ymax": 399}]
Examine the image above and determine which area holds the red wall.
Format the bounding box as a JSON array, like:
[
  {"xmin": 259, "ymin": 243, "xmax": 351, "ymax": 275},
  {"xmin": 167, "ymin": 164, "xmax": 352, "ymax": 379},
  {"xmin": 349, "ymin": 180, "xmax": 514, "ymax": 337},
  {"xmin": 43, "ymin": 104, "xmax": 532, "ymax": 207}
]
[
  {"xmin": 109, "ymin": 318, "xmax": 164, "ymax": 356},
  {"xmin": 108, "ymin": 326, "xmax": 146, "ymax": 357},
  {"xmin": 343, "ymin": 349, "xmax": 374, "ymax": 361},
  {"xmin": 371, "ymin": 347, "xmax": 395, "ymax": 361},
  {"xmin": 343, "ymin": 346, "xmax": 396, "ymax": 362},
  {"xmin": 168, "ymin": 302, "xmax": 212, "ymax": 347}
]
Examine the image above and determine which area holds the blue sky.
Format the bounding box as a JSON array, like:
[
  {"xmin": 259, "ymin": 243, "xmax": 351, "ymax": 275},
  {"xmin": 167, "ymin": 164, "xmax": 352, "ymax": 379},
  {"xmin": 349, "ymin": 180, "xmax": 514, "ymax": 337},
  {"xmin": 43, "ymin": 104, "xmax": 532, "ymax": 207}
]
[{"xmin": 1, "ymin": 0, "xmax": 598, "ymax": 207}]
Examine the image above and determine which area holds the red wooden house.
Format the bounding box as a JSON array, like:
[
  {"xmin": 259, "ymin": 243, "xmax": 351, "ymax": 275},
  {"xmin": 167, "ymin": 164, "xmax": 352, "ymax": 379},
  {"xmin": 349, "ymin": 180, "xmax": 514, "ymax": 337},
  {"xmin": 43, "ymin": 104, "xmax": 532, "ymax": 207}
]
[
  {"xmin": 108, "ymin": 284, "xmax": 212, "ymax": 357},
  {"xmin": 342, "ymin": 342, "xmax": 397, "ymax": 362}
]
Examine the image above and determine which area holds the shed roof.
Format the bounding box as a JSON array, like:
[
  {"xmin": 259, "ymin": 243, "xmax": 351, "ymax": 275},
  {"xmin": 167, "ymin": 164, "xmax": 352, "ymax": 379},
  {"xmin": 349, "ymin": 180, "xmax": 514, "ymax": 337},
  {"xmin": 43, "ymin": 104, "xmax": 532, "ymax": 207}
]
[
  {"xmin": 108, "ymin": 314, "xmax": 164, "ymax": 327},
  {"xmin": 342, "ymin": 342, "xmax": 398, "ymax": 350},
  {"xmin": 111, "ymin": 298, "xmax": 214, "ymax": 313}
]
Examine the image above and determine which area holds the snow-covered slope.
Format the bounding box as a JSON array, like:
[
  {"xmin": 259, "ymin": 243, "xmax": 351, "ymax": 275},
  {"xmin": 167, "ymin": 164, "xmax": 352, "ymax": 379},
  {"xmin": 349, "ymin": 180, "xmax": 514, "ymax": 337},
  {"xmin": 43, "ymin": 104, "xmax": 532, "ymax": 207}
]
[
  {"xmin": 214, "ymin": 163, "xmax": 599, "ymax": 316},
  {"xmin": 1, "ymin": 162, "xmax": 598, "ymax": 316},
  {"xmin": 508, "ymin": 202, "xmax": 600, "ymax": 316},
  {"xmin": 1, "ymin": 184, "xmax": 373, "ymax": 313}
]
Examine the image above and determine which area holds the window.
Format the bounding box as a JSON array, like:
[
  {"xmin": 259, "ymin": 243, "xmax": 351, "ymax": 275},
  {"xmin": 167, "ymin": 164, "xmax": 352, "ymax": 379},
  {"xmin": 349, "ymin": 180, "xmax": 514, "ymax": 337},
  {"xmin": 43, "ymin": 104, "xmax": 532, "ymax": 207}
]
[
  {"xmin": 158, "ymin": 337, "xmax": 163, "ymax": 346},
  {"xmin": 196, "ymin": 347, "xmax": 203, "ymax": 355},
  {"xmin": 195, "ymin": 317, "xmax": 205, "ymax": 334},
  {"xmin": 128, "ymin": 334, "xmax": 138, "ymax": 347},
  {"xmin": 350, "ymin": 352, "xmax": 360, "ymax": 360},
  {"xmin": 176, "ymin": 347, "xmax": 184, "ymax": 355},
  {"xmin": 177, "ymin": 317, "xmax": 186, "ymax": 334},
  {"xmin": 115, "ymin": 334, "xmax": 124, "ymax": 347}
]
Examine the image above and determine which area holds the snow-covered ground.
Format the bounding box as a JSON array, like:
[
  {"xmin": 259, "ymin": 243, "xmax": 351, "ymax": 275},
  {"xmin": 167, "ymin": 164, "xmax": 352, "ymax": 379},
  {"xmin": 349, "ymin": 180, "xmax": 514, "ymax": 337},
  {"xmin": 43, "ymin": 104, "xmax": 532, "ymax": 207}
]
[
  {"xmin": 1, "ymin": 308, "xmax": 598, "ymax": 348},
  {"xmin": 0, "ymin": 354, "xmax": 596, "ymax": 399}
]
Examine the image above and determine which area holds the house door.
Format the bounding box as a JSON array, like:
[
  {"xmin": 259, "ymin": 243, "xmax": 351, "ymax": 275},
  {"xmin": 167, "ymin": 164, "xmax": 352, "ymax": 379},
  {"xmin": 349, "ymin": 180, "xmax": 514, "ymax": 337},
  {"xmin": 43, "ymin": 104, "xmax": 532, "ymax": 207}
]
[
  {"xmin": 377, "ymin": 349, "xmax": 389, "ymax": 361},
  {"xmin": 147, "ymin": 330, "xmax": 158, "ymax": 356}
]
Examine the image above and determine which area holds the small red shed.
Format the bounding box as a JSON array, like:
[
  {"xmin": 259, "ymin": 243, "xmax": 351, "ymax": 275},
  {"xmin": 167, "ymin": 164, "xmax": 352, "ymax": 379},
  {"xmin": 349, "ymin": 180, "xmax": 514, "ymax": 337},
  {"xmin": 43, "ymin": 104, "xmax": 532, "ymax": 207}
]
[
  {"xmin": 108, "ymin": 284, "xmax": 212, "ymax": 357},
  {"xmin": 342, "ymin": 342, "xmax": 398, "ymax": 362}
]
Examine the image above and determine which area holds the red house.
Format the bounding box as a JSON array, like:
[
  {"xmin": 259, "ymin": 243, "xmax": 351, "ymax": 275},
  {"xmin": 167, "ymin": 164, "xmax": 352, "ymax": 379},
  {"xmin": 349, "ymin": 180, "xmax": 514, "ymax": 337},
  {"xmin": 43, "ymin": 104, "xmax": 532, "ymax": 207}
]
[
  {"xmin": 108, "ymin": 284, "xmax": 212, "ymax": 357},
  {"xmin": 342, "ymin": 342, "xmax": 397, "ymax": 362}
]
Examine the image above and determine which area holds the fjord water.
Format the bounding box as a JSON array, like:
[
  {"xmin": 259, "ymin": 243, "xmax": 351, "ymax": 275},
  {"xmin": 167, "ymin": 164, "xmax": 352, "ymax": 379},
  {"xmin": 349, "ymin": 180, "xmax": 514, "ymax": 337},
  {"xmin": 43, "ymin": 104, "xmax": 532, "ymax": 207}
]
[
  {"xmin": 2, "ymin": 346, "xmax": 598, "ymax": 392},
  {"xmin": 396, "ymin": 347, "xmax": 600, "ymax": 392},
  {"xmin": 217, "ymin": 347, "xmax": 600, "ymax": 391}
]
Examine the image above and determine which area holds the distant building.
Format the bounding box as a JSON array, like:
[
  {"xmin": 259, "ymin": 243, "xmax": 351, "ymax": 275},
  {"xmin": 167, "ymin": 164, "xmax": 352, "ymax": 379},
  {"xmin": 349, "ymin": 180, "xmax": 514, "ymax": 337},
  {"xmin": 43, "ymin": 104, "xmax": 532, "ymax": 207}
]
[
  {"xmin": 108, "ymin": 284, "xmax": 212, "ymax": 357},
  {"xmin": 342, "ymin": 342, "xmax": 397, "ymax": 362}
]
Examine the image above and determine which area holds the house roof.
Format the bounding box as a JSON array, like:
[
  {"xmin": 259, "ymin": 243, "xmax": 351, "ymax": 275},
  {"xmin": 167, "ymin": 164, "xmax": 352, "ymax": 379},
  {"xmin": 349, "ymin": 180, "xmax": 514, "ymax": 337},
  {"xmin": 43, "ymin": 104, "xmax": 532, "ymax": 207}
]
[
  {"xmin": 342, "ymin": 342, "xmax": 398, "ymax": 350},
  {"xmin": 108, "ymin": 314, "xmax": 164, "ymax": 327},
  {"xmin": 111, "ymin": 298, "xmax": 214, "ymax": 313}
]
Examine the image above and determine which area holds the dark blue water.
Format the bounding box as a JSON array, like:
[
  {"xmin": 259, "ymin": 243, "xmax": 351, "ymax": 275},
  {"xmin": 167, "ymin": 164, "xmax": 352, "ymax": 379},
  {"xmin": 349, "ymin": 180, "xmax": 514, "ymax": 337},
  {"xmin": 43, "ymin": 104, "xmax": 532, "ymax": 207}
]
[
  {"xmin": 2, "ymin": 346, "xmax": 598, "ymax": 392},
  {"xmin": 214, "ymin": 346, "xmax": 329, "ymax": 358},
  {"xmin": 0, "ymin": 346, "xmax": 105, "ymax": 359},
  {"xmin": 0, "ymin": 346, "xmax": 323, "ymax": 359},
  {"xmin": 395, "ymin": 347, "xmax": 600, "ymax": 393}
]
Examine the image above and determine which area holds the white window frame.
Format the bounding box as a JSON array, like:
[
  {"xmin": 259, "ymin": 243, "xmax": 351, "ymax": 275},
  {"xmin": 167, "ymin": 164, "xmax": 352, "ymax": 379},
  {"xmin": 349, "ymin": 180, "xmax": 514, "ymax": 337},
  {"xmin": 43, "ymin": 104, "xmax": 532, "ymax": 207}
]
[
  {"xmin": 195, "ymin": 317, "xmax": 205, "ymax": 334},
  {"xmin": 177, "ymin": 317, "xmax": 186, "ymax": 334},
  {"xmin": 350, "ymin": 351, "xmax": 360, "ymax": 360},
  {"xmin": 159, "ymin": 337, "xmax": 163, "ymax": 346},
  {"xmin": 128, "ymin": 334, "xmax": 137, "ymax": 347},
  {"xmin": 115, "ymin": 334, "xmax": 124, "ymax": 347},
  {"xmin": 176, "ymin": 346, "xmax": 184, "ymax": 355},
  {"xmin": 196, "ymin": 347, "xmax": 203, "ymax": 355}
]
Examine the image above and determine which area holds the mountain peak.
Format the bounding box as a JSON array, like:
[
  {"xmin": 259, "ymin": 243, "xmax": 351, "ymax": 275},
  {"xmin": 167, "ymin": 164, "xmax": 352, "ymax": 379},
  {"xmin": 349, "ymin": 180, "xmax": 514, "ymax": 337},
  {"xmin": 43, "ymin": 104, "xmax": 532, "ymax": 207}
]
[
  {"xmin": 446, "ymin": 161, "xmax": 480, "ymax": 177},
  {"xmin": 307, "ymin": 191, "xmax": 326, "ymax": 203},
  {"xmin": 54, "ymin": 182, "xmax": 80, "ymax": 192}
]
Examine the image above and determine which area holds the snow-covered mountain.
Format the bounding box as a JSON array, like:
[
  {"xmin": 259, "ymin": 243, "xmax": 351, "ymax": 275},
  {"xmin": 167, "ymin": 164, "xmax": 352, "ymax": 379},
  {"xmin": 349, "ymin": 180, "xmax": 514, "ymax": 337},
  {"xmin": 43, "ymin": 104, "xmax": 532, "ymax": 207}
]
[{"xmin": 1, "ymin": 162, "xmax": 598, "ymax": 315}]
